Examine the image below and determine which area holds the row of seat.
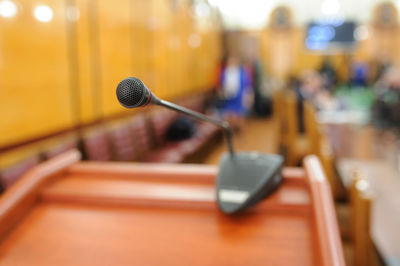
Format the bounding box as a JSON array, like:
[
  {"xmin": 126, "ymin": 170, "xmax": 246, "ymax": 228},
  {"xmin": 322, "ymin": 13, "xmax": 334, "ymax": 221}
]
[
  {"xmin": 274, "ymin": 89, "xmax": 381, "ymax": 266},
  {"xmin": 0, "ymin": 93, "xmax": 220, "ymax": 192},
  {"xmin": 334, "ymin": 168, "xmax": 377, "ymax": 266},
  {"xmin": 82, "ymin": 107, "xmax": 219, "ymax": 163},
  {"xmin": 273, "ymin": 90, "xmax": 344, "ymax": 197}
]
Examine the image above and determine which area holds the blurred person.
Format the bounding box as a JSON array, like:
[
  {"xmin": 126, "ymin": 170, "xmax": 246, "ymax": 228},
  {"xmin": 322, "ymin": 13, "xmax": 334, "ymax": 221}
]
[
  {"xmin": 370, "ymin": 58, "xmax": 391, "ymax": 84},
  {"xmin": 287, "ymin": 74, "xmax": 301, "ymax": 91},
  {"xmin": 374, "ymin": 66, "xmax": 400, "ymax": 90},
  {"xmin": 294, "ymin": 70, "xmax": 337, "ymax": 132},
  {"xmin": 350, "ymin": 60, "xmax": 369, "ymax": 87},
  {"xmin": 252, "ymin": 59, "xmax": 273, "ymax": 117},
  {"xmin": 299, "ymin": 69, "xmax": 338, "ymax": 110},
  {"xmin": 372, "ymin": 66, "xmax": 400, "ymax": 128},
  {"xmin": 166, "ymin": 117, "xmax": 196, "ymax": 141},
  {"xmin": 293, "ymin": 70, "xmax": 323, "ymax": 133},
  {"xmin": 218, "ymin": 56, "xmax": 254, "ymax": 131},
  {"xmin": 299, "ymin": 70, "xmax": 322, "ymax": 98},
  {"xmin": 319, "ymin": 57, "xmax": 337, "ymax": 91},
  {"xmin": 207, "ymin": 55, "xmax": 228, "ymax": 110}
]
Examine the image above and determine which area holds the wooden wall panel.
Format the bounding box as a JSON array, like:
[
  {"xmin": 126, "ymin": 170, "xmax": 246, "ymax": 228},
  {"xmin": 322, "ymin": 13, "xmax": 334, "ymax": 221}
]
[
  {"xmin": 151, "ymin": 0, "xmax": 168, "ymax": 99},
  {"xmin": 131, "ymin": 0, "xmax": 151, "ymax": 82},
  {"xmin": 0, "ymin": 0, "xmax": 72, "ymax": 147},
  {"xmin": 97, "ymin": 0, "xmax": 134, "ymax": 117},
  {"xmin": 168, "ymin": 4, "xmax": 183, "ymax": 98},
  {"xmin": 138, "ymin": 0, "xmax": 156, "ymax": 93},
  {"xmin": 165, "ymin": 1, "xmax": 189, "ymax": 99},
  {"xmin": 74, "ymin": 0, "xmax": 98, "ymax": 123},
  {"xmin": 0, "ymin": 0, "xmax": 221, "ymax": 156}
]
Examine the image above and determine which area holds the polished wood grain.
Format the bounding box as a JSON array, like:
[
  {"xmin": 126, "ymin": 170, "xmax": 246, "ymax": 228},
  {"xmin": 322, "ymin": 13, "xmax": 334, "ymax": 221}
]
[
  {"xmin": 0, "ymin": 150, "xmax": 81, "ymax": 241},
  {"xmin": 0, "ymin": 0, "xmax": 73, "ymax": 147},
  {"xmin": 304, "ymin": 156, "xmax": 345, "ymax": 266},
  {"xmin": 0, "ymin": 204, "xmax": 315, "ymax": 266},
  {"xmin": 0, "ymin": 151, "xmax": 343, "ymax": 266},
  {"xmin": 350, "ymin": 171, "xmax": 374, "ymax": 266},
  {"xmin": 40, "ymin": 169, "xmax": 311, "ymax": 214}
]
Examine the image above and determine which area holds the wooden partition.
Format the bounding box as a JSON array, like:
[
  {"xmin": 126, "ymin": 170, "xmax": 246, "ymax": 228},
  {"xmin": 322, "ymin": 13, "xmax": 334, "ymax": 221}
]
[
  {"xmin": 97, "ymin": 0, "xmax": 136, "ymax": 116},
  {"xmin": 0, "ymin": 0, "xmax": 72, "ymax": 147},
  {"xmin": 0, "ymin": 150, "xmax": 344, "ymax": 265}
]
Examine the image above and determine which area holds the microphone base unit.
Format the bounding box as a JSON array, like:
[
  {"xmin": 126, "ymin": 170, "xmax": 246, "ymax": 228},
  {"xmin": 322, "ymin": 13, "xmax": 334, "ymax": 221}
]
[
  {"xmin": 115, "ymin": 77, "xmax": 283, "ymax": 215},
  {"xmin": 216, "ymin": 152, "xmax": 284, "ymax": 214}
]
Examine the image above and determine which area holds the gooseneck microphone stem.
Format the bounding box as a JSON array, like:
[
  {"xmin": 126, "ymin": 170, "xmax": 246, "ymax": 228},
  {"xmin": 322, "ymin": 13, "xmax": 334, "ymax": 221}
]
[
  {"xmin": 116, "ymin": 77, "xmax": 235, "ymax": 157},
  {"xmin": 116, "ymin": 77, "xmax": 285, "ymax": 215},
  {"xmin": 157, "ymin": 99, "xmax": 235, "ymax": 156}
]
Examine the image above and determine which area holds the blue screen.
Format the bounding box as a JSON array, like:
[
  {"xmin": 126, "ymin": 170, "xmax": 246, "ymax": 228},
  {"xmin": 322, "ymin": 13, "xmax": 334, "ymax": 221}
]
[{"xmin": 305, "ymin": 21, "xmax": 356, "ymax": 50}]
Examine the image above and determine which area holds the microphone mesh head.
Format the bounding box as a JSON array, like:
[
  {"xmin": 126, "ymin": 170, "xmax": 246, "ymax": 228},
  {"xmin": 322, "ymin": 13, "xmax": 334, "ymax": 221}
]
[{"xmin": 116, "ymin": 77, "xmax": 149, "ymax": 108}]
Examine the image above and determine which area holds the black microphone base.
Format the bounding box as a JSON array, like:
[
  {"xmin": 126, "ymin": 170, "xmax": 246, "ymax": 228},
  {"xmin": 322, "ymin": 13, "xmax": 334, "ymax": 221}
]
[{"xmin": 216, "ymin": 152, "xmax": 284, "ymax": 214}]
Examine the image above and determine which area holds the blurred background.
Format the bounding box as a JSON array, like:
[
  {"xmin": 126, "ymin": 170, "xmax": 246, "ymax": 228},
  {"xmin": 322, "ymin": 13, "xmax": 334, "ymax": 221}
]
[{"xmin": 1, "ymin": 0, "xmax": 400, "ymax": 265}]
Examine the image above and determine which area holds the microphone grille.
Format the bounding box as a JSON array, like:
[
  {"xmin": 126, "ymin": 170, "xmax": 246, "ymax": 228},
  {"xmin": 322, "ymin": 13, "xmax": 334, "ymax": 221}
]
[{"xmin": 116, "ymin": 77, "xmax": 148, "ymax": 108}]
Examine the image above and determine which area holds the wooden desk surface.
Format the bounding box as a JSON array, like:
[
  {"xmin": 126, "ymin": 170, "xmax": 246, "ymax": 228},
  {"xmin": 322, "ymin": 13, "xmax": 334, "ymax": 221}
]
[
  {"xmin": 0, "ymin": 150, "xmax": 344, "ymax": 266},
  {"xmin": 203, "ymin": 118, "xmax": 279, "ymax": 164}
]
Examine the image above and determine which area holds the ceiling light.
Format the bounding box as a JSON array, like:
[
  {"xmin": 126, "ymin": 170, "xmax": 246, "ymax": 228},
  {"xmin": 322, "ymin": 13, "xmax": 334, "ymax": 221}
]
[
  {"xmin": 34, "ymin": 5, "xmax": 53, "ymax": 23},
  {"xmin": 0, "ymin": 0, "xmax": 17, "ymax": 18},
  {"xmin": 321, "ymin": 0, "xmax": 340, "ymax": 16}
]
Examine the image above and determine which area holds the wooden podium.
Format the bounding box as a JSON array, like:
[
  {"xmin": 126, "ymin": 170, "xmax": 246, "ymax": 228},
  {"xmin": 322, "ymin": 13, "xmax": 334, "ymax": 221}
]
[{"xmin": 0, "ymin": 150, "xmax": 344, "ymax": 266}]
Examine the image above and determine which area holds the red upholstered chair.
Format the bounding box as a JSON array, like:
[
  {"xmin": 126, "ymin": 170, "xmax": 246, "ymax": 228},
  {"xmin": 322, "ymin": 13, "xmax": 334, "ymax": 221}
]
[
  {"xmin": 81, "ymin": 127, "xmax": 113, "ymax": 161},
  {"xmin": 129, "ymin": 115, "xmax": 152, "ymax": 159},
  {"xmin": 108, "ymin": 120, "xmax": 137, "ymax": 162},
  {"xmin": 142, "ymin": 108, "xmax": 187, "ymax": 163},
  {"xmin": 148, "ymin": 108, "xmax": 179, "ymax": 147},
  {"xmin": 143, "ymin": 97, "xmax": 220, "ymax": 163},
  {"xmin": 0, "ymin": 155, "xmax": 40, "ymax": 189}
]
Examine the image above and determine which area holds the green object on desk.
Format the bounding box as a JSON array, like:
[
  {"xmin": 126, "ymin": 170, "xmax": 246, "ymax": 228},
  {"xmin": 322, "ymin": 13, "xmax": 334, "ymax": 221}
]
[{"xmin": 335, "ymin": 86, "xmax": 376, "ymax": 111}]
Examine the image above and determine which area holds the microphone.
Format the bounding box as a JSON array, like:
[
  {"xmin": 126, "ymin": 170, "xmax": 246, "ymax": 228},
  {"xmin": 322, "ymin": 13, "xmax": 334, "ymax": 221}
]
[
  {"xmin": 116, "ymin": 77, "xmax": 235, "ymax": 156},
  {"xmin": 116, "ymin": 77, "xmax": 284, "ymax": 214}
]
